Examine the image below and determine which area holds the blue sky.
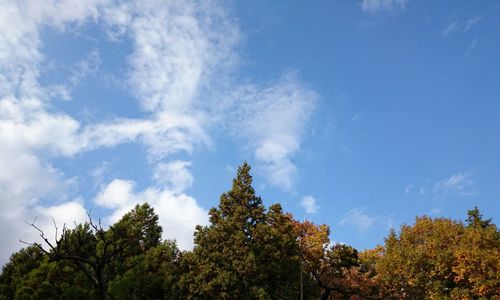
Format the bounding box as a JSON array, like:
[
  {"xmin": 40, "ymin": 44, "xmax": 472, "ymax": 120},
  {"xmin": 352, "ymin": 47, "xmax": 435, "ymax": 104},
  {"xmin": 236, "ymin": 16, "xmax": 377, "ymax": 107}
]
[{"xmin": 1, "ymin": 0, "xmax": 499, "ymax": 265}]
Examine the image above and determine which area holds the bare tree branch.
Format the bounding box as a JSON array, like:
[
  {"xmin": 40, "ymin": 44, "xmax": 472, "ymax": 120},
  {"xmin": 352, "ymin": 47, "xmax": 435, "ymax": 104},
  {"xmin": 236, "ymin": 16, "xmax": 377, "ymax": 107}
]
[{"xmin": 52, "ymin": 217, "xmax": 58, "ymax": 243}]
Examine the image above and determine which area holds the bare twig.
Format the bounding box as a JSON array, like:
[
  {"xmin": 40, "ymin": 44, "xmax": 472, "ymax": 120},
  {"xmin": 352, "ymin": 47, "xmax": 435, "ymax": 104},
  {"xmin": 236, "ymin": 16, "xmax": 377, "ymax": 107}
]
[{"xmin": 52, "ymin": 217, "xmax": 58, "ymax": 243}]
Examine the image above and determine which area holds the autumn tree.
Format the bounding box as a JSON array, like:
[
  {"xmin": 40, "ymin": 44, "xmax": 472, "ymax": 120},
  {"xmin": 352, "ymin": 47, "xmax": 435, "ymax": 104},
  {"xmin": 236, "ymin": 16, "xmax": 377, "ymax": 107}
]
[
  {"xmin": 375, "ymin": 208, "xmax": 499, "ymax": 299},
  {"xmin": 293, "ymin": 220, "xmax": 382, "ymax": 300},
  {"xmin": 452, "ymin": 208, "xmax": 499, "ymax": 298},
  {"xmin": 2, "ymin": 163, "xmax": 498, "ymax": 300}
]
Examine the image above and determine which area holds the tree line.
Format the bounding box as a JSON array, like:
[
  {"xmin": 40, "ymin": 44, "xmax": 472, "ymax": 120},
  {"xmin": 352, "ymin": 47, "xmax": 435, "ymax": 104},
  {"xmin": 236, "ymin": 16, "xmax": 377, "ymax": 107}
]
[{"xmin": 0, "ymin": 163, "xmax": 498, "ymax": 299}]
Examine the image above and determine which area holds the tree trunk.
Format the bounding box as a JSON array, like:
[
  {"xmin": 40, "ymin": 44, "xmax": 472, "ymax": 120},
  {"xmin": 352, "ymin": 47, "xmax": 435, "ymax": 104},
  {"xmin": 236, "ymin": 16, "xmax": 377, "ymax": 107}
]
[
  {"xmin": 96, "ymin": 268, "xmax": 107, "ymax": 300},
  {"xmin": 320, "ymin": 289, "xmax": 331, "ymax": 300}
]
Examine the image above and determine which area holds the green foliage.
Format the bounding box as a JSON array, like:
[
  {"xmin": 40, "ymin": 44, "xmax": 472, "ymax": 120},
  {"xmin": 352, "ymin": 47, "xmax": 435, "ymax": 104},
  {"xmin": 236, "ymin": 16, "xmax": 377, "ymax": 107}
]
[
  {"xmin": 466, "ymin": 206, "xmax": 493, "ymax": 229},
  {"xmin": 108, "ymin": 240, "xmax": 181, "ymax": 299},
  {"xmin": 0, "ymin": 163, "xmax": 498, "ymax": 300},
  {"xmin": 0, "ymin": 203, "xmax": 176, "ymax": 300},
  {"xmin": 327, "ymin": 244, "xmax": 359, "ymax": 275},
  {"xmin": 0, "ymin": 250, "xmax": 96, "ymax": 300},
  {"xmin": 179, "ymin": 162, "xmax": 303, "ymax": 299},
  {"xmin": 109, "ymin": 202, "xmax": 163, "ymax": 256},
  {"xmin": 0, "ymin": 245, "xmax": 44, "ymax": 300}
]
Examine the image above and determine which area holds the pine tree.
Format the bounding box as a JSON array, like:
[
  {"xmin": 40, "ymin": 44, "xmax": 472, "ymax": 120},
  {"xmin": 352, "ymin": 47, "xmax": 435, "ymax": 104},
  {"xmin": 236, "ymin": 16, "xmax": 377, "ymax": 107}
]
[{"xmin": 179, "ymin": 162, "xmax": 302, "ymax": 299}]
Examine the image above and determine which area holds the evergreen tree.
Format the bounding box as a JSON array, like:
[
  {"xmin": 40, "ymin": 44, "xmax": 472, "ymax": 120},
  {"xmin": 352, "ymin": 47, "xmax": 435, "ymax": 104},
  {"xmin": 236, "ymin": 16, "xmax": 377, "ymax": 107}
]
[
  {"xmin": 466, "ymin": 206, "xmax": 493, "ymax": 229},
  {"xmin": 179, "ymin": 162, "xmax": 303, "ymax": 299},
  {"xmin": 108, "ymin": 240, "xmax": 182, "ymax": 299},
  {"xmin": 0, "ymin": 246, "xmax": 45, "ymax": 300},
  {"xmin": 1, "ymin": 165, "xmax": 498, "ymax": 300}
]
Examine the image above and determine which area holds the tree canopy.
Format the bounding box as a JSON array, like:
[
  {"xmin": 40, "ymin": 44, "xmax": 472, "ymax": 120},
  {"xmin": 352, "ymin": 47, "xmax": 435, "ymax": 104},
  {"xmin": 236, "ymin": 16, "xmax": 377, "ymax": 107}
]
[
  {"xmin": 375, "ymin": 211, "xmax": 499, "ymax": 299},
  {"xmin": 1, "ymin": 163, "xmax": 498, "ymax": 299}
]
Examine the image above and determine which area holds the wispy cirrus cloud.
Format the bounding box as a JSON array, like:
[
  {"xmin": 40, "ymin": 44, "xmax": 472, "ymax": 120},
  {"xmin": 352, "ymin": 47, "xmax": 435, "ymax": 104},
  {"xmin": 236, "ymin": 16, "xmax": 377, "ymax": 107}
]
[
  {"xmin": 433, "ymin": 172, "xmax": 477, "ymax": 197},
  {"xmin": 227, "ymin": 73, "xmax": 317, "ymax": 191},
  {"xmin": 339, "ymin": 208, "xmax": 377, "ymax": 232},
  {"xmin": 300, "ymin": 196, "xmax": 318, "ymax": 214},
  {"xmin": 339, "ymin": 208, "xmax": 396, "ymax": 233},
  {"xmin": 0, "ymin": 0, "xmax": 320, "ymax": 265},
  {"xmin": 405, "ymin": 171, "xmax": 477, "ymax": 198},
  {"xmin": 404, "ymin": 184, "xmax": 414, "ymax": 194},
  {"xmin": 0, "ymin": 0, "xmax": 229, "ymax": 263},
  {"xmin": 69, "ymin": 49, "xmax": 101, "ymax": 86},
  {"xmin": 441, "ymin": 15, "xmax": 483, "ymax": 35},
  {"xmin": 360, "ymin": 0, "xmax": 408, "ymax": 13}
]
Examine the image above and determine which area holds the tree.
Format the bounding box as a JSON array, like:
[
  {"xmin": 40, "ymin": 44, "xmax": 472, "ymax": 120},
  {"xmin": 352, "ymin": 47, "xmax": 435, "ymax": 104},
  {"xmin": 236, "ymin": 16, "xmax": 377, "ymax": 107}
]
[
  {"xmin": 105, "ymin": 203, "xmax": 163, "ymax": 277},
  {"xmin": 251, "ymin": 203, "xmax": 305, "ymax": 298},
  {"xmin": 376, "ymin": 217, "xmax": 465, "ymax": 299},
  {"xmin": 293, "ymin": 219, "xmax": 330, "ymax": 298},
  {"xmin": 108, "ymin": 240, "xmax": 181, "ymax": 299},
  {"xmin": 179, "ymin": 162, "xmax": 303, "ymax": 299},
  {"xmin": 293, "ymin": 220, "xmax": 382, "ymax": 300},
  {"xmin": 453, "ymin": 209, "xmax": 499, "ymax": 298},
  {"xmin": 3, "ymin": 164, "xmax": 498, "ymax": 300},
  {"xmin": 375, "ymin": 209, "xmax": 499, "ymax": 299},
  {"xmin": 16, "ymin": 203, "xmax": 165, "ymax": 300},
  {"xmin": 0, "ymin": 245, "xmax": 45, "ymax": 300},
  {"xmin": 466, "ymin": 206, "xmax": 493, "ymax": 229}
]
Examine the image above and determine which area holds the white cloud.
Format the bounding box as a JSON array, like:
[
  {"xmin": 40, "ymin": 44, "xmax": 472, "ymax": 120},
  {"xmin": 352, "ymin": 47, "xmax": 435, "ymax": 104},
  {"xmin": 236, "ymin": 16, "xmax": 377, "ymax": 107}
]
[
  {"xmin": 33, "ymin": 199, "xmax": 89, "ymax": 243},
  {"xmin": 116, "ymin": 1, "xmax": 237, "ymax": 113},
  {"xmin": 94, "ymin": 179, "xmax": 136, "ymax": 209},
  {"xmin": 464, "ymin": 16, "xmax": 482, "ymax": 32},
  {"xmin": 150, "ymin": 192, "xmax": 208, "ymax": 250},
  {"xmin": 0, "ymin": 0, "xmax": 237, "ymax": 263},
  {"xmin": 0, "ymin": 98, "xmax": 83, "ymax": 264},
  {"xmin": 0, "ymin": 98, "xmax": 83, "ymax": 156},
  {"xmin": 69, "ymin": 49, "xmax": 101, "ymax": 86},
  {"xmin": 419, "ymin": 186, "xmax": 427, "ymax": 196},
  {"xmin": 430, "ymin": 208, "xmax": 442, "ymax": 216},
  {"xmin": 153, "ymin": 160, "xmax": 193, "ymax": 193},
  {"xmin": 0, "ymin": 3, "xmax": 103, "ymax": 259},
  {"xmin": 441, "ymin": 21, "xmax": 459, "ymax": 35},
  {"xmin": 0, "ymin": 199, "xmax": 88, "ymax": 266},
  {"xmin": 0, "ymin": 0, "xmax": 115, "ymax": 266},
  {"xmin": 0, "ymin": 0, "xmax": 241, "ymax": 163},
  {"xmin": 0, "ymin": 152, "xmax": 64, "ymax": 207},
  {"xmin": 468, "ymin": 39, "xmax": 478, "ymax": 53},
  {"xmin": 361, "ymin": 0, "xmax": 408, "ymax": 13},
  {"xmin": 95, "ymin": 179, "xmax": 208, "ymax": 250},
  {"xmin": 228, "ymin": 73, "xmax": 317, "ymax": 191},
  {"xmin": 339, "ymin": 208, "xmax": 376, "ymax": 232},
  {"xmin": 441, "ymin": 15, "xmax": 482, "ymax": 35},
  {"xmin": 405, "ymin": 184, "xmax": 414, "ymax": 194},
  {"xmin": 0, "ymin": 0, "xmax": 319, "ymax": 264},
  {"xmin": 81, "ymin": 112, "xmax": 212, "ymax": 161},
  {"xmin": 433, "ymin": 172, "xmax": 477, "ymax": 197},
  {"xmin": 75, "ymin": 0, "xmax": 239, "ymax": 161},
  {"xmin": 411, "ymin": 172, "xmax": 477, "ymax": 199},
  {"xmin": 0, "ymin": 0, "xmax": 225, "ymax": 264},
  {"xmin": 300, "ymin": 195, "xmax": 318, "ymax": 214},
  {"xmin": 384, "ymin": 217, "xmax": 396, "ymax": 230},
  {"xmin": 36, "ymin": 200, "xmax": 88, "ymax": 226}
]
